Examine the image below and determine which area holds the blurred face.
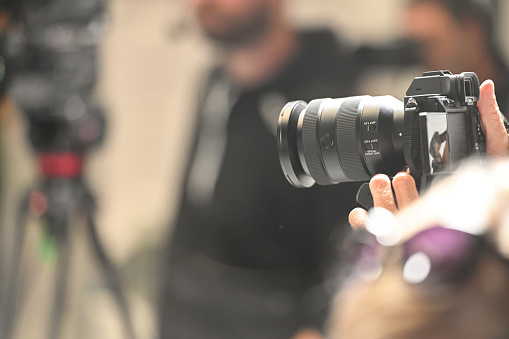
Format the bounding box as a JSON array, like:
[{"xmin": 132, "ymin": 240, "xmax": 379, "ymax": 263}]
[
  {"xmin": 403, "ymin": 1, "xmax": 468, "ymax": 73},
  {"xmin": 185, "ymin": 0, "xmax": 275, "ymax": 46}
]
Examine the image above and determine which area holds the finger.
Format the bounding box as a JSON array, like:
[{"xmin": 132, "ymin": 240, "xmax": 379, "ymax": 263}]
[
  {"xmin": 392, "ymin": 172, "xmax": 419, "ymax": 209},
  {"xmin": 349, "ymin": 207, "xmax": 369, "ymax": 230},
  {"xmin": 291, "ymin": 329, "xmax": 323, "ymax": 339},
  {"xmin": 369, "ymin": 174, "xmax": 398, "ymax": 213},
  {"xmin": 478, "ymin": 80, "xmax": 509, "ymax": 156}
]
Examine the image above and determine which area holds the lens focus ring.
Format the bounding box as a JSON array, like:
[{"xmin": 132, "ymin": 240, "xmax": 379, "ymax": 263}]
[
  {"xmin": 302, "ymin": 99, "xmax": 332, "ymax": 185},
  {"xmin": 337, "ymin": 97, "xmax": 371, "ymax": 181}
]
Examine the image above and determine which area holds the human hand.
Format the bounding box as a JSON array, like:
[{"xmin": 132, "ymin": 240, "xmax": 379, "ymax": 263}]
[
  {"xmin": 348, "ymin": 172, "xmax": 419, "ymax": 229},
  {"xmin": 291, "ymin": 328, "xmax": 323, "ymax": 339},
  {"xmin": 478, "ymin": 80, "xmax": 509, "ymax": 156},
  {"xmin": 348, "ymin": 79, "xmax": 508, "ymax": 230}
]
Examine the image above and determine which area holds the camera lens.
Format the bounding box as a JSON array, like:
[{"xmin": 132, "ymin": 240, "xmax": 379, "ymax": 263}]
[{"xmin": 277, "ymin": 95, "xmax": 405, "ymax": 187}]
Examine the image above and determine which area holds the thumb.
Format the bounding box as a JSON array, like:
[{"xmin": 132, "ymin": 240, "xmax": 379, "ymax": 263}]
[{"xmin": 478, "ymin": 80, "xmax": 509, "ymax": 156}]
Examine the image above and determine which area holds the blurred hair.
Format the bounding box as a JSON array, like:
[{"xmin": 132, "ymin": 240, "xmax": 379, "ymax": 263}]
[
  {"xmin": 328, "ymin": 159, "xmax": 509, "ymax": 339},
  {"xmin": 330, "ymin": 249, "xmax": 509, "ymax": 338},
  {"xmin": 407, "ymin": 0, "xmax": 501, "ymax": 56},
  {"xmin": 409, "ymin": 0, "xmax": 495, "ymax": 25}
]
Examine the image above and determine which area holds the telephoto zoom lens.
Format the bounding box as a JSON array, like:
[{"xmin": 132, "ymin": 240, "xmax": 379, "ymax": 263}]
[{"xmin": 277, "ymin": 95, "xmax": 405, "ymax": 187}]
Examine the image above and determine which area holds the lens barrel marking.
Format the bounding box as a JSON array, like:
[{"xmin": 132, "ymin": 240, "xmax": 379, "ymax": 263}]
[{"xmin": 337, "ymin": 97, "xmax": 372, "ymax": 181}]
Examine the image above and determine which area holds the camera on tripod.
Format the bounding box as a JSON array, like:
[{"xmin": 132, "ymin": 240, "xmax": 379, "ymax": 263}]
[
  {"xmin": 277, "ymin": 71, "xmax": 486, "ymax": 190},
  {"xmin": 0, "ymin": 2, "xmax": 137, "ymax": 339},
  {"xmin": 6, "ymin": 0, "xmax": 107, "ymax": 158}
]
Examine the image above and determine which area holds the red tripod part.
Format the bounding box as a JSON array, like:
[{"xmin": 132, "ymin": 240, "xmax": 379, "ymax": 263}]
[{"xmin": 38, "ymin": 152, "xmax": 84, "ymax": 178}]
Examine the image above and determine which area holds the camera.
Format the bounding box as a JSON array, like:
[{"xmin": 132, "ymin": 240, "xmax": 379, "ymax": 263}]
[
  {"xmin": 277, "ymin": 71, "xmax": 485, "ymax": 190},
  {"xmin": 4, "ymin": 0, "xmax": 108, "ymax": 154}
]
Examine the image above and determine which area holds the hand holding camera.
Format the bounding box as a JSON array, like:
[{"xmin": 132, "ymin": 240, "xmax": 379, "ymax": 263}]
[
  {"xmin": 349, "ymin": 79, "xmax": 509, "ymax": 229},
  {"xmin": 277, "ymin": 72, "xmax": 509, "ymax": 229}
]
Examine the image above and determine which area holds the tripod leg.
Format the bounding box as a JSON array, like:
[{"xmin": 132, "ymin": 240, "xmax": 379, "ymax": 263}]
[
  {"xmin": 85, "ymin": 208, "xmax": 137, "ymax": 339},
  {"xmin": 46, "ymin": 215, "xmax": 73, "ymax": 339},
  {"xmin": 0, "ymin": 195, "xmax": 30, "ymax": 339}
]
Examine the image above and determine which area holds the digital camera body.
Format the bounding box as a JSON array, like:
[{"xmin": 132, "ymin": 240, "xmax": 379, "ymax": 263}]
[
  {"xmin": 277, "ymin": 71, "xmax": 485, "ymax": 191},
  {"xmin": 403, "ymin": 70, "xmax": 485, "ymax": 188}
]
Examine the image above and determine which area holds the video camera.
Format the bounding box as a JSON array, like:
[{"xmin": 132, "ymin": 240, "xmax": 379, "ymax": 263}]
[
  {"xmin": 277, "ymin": 71, "xmax": 485, "ymax": 191},
  {"xmin": 2, "ymin": 0, "xmax": 107, "ymax": 155}
]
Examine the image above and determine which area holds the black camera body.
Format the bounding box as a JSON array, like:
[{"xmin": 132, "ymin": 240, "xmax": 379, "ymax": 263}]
[
  {"xmin": 403, "ymin": 70, "xmax": 485, "ymax": 188},
  {"xmin": 4, "ymin": 0, "xmax": 108, "ymax": 154},
  {"xmin": 277, "ymin": 71, "xmax": 485, "ymax": 191}
]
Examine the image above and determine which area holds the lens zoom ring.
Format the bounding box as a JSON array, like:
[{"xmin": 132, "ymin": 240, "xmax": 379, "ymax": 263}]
[
  {"xmin": 302, "ymin": 100, "xmax": 331, "ymax": 185},
  {"xmin": 337, "ymin": 97, "xmax": 370, "ymax": 181}
]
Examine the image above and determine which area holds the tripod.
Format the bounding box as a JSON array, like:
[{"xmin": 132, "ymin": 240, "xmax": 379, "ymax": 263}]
[{"xmin": 0, "ymin": 152, "xmax": 137, "ymax": 339}]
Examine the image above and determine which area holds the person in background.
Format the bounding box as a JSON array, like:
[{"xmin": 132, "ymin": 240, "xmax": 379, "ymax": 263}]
[
  {"xmin": 159, "ymin": 0, "xmax": 363, "ymax": 338},
  {"xmin": 356, "ymin": 0, "xmax": 509, "ymax": 113},
  {"xmin": 403, "ymin": 0, "xmax": 509, "ymax": 113}
]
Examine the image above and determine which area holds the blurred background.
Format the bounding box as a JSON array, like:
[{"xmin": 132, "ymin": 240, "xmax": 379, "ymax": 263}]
[{"xmin": 1, "ymin": 0, "xmax": 509, "ymax": 338}]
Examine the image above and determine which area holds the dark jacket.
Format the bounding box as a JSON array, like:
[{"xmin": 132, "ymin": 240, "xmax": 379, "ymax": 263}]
[{"xmin": 160, "ymin": 29, "xmax": 363, "ymax": 339}]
